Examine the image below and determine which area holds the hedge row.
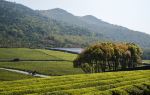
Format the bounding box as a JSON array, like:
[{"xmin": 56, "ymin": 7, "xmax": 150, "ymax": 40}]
[{"xmin": 0, "ymin": 70, "xmax": 149, "ymax": 95}]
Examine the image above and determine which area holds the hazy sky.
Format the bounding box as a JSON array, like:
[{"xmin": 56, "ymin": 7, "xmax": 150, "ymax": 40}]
[{"xmin": 7, "ymin": 0, "xmax": 150, "ymax": 34}]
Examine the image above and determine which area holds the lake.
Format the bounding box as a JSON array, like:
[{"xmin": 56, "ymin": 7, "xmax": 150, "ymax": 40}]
[{"xmin": 50, "ymin": 48, "xmax": 83, "ymax": 54}]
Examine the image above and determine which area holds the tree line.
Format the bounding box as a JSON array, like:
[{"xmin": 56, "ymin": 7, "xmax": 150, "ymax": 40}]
[{"xmin": 73, "ymin": 42, "xmax": 142, "ymax": 73}]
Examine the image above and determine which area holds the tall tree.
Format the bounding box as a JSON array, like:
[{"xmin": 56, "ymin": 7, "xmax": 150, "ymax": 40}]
[{"xmin": 73, "ymin": 42, "xmax": 142, "ymax": 73}]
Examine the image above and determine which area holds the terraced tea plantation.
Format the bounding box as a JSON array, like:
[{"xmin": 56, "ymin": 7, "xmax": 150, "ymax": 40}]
[
  {"xmin": 0, "ymin": 48, "xmax": 149, "ymax": 95},
  {"xmin": 0, "ymin": 70, "xmax": 149, "ymax": 95}
]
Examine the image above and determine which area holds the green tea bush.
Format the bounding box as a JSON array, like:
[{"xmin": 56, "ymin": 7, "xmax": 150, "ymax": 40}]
[{"xmin": 0, "ymin": 70, "xmax": 149, "ymax": 95}]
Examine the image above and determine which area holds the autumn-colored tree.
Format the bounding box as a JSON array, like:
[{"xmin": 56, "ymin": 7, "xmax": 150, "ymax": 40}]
[{"xmin": 73, "ymin": 42, "xmax": 142, "ymax": 73}]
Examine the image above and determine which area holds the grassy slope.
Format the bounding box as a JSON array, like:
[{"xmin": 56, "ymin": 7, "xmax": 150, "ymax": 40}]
[
  {"xmin": 143, "ymin": 60, "xmax": 150, "ymax": 64},
  {"xmin": 0, "ymin": 48, "xmax": 83, "ymax": 76},
  {"xmin": 0, "ymin": 48, "xmax": 60, "ymax": 60},
  {"xmin": 0, "ymin": 70, "xmax": 149, "ymax": 95},
  {"xmin": 0, "ymin": 61, "xmax": 83, "ymax": 75},
  {"xmin": 0, "ymin": 69, "xmax": 34, "ymax": 81},
  {"xmin": 38, "ymin": 49, "xmax": 77, "ymax": 61},
  {"xmin": 0, "ymin": 48, "xmax": 77, "ymax": 61}
]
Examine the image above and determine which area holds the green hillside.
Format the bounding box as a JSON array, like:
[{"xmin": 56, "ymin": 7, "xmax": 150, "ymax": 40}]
[
  {"xmin": 0, "ymin": 61, "xmax": 84, "ymax": 75},
  {"xmin": 0, "ymin": 48, "xmax": 60, "ymax": 60},
  {"xmin": 0, "ymin": 0, "xmax": 150, "ymax": 48},
  {"xmin": 39, "ymin": 8, "xmax": 150, "ymax": 48},
  {"xmin": 0, "ymin": 70, "xmax": 149, "ymax": 95},
  {"xmin": 0, "ymin": 69, "xmax": 34, "ymax": 81},
  {"xmin": 37, "ymin": 49, "xmax": 77, "ymax": 61},
  {"xmin": 143, "ymin": 60, "xmax": 150, "ymax": 64},
  {"xmin": 0, "ymin": 0, "xmax": 149, "ymax": 95},
  {"xmin": 0, "ymin": 48, "xmax": 76, "ymax": 61},
  {"xmin": 0, "ymin": 48, "xmax": 83, "ymax": 76},
  {"xmin": 0, "ymin": 0, "xmax": 103, "ymax": 48}
]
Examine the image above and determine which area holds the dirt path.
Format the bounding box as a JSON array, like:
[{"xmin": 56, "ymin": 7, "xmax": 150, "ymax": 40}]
[{"xmin": 0, "ymin": 68, "xmax": 49, "ymax": 78}]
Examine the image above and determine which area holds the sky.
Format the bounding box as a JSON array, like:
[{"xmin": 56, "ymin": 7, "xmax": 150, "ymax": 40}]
[{"xmin": 7, "ymin": 0, "xmax": 150, "ymax": 34}]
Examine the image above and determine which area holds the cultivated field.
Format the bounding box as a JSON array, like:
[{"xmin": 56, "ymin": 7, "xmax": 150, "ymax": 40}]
[
  {"xmin": 0, "ymin": 48, "xmax": 83, "ymax": 76},
  {"xmin": 0, "ymin": 70, "xmax": 149, "ymax": 95},
  {"xmin": 0, "ymin": 48, "xmax": 149, "ymax": 95},
  {"xmin": 0, "ymin": 61, "xmax": 83, "ymax": 75},
  {"xmin": 0, "ymin": 69, "xmax": 33, "ymax": 81},
  {"xmin": 143, "ymin": 60, "xmax": 150, "ymax": 64},
  {"xmin": 0, "ymin": 48, "xmax": 77, "ymax": 61},
  {"xmin": 38, "ymin": 49, "xmax": 77, "ymax": 61}
]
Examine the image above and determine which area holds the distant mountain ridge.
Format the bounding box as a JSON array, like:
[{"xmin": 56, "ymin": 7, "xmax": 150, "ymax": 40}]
[
  {"xmin": 0, "ymin": 0, "xmax": 150, "ymax": 48},
  {"xmin": 80, "ymin": 15, "xmax": 104, "ymax": 25},
  {"xmin": 0, "ymin": 1, "xmax": 104, "ymax": 48},
  {"xmin": 39, "ymin": 8, "xmax": 150, "ymax": 47}
]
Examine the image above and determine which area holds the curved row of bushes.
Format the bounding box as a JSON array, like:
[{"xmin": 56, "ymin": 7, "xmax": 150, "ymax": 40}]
[{"xmin": 0, "ymin": 70, "xmax": 149, "ymax": 95}]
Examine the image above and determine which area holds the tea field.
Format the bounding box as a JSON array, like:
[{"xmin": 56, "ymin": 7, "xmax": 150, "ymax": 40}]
[{"xmin": 0, "ymin": 70, "xmax": 149, "ymax": 95}]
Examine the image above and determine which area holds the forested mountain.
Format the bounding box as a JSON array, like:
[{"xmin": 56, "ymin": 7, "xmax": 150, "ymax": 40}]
[
  {"xmin": 39, "ymin": 8, "xmax": 150, "ymax": 48},
  {"xmin": 0, "ymin": 0, "xmax": 150, "ymax": 48},
  {"xmin": 0, "ymin": 0, "xmax": 104, "ymax": 48}
]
